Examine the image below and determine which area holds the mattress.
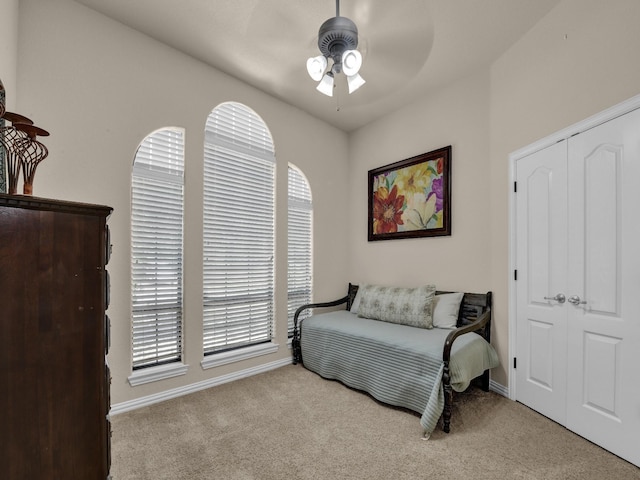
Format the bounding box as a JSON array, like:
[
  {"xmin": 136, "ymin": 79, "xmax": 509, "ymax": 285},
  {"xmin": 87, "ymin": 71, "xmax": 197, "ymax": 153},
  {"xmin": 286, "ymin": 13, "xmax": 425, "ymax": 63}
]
[{"xmin": 300, "ymin": 310, "xmax": 499, "ymax": 435}]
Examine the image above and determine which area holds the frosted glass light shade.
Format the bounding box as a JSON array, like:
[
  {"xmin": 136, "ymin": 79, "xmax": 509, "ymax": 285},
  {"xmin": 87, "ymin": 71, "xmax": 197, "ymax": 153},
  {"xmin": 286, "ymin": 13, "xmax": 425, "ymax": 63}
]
[
  {"xmin": 316, "ymin": 73, "xmax": 334, "ymax": 96},
  {"xmin": 342, "ymin": 50, "xmax": 362, "ymax": 76},
  {"xmin": 347, "ymin": 73, "xmax": 366, "ymax": 94},
  {"xmin": 307, "ymin": 56, "xmax": 328, "ymax": 81}
]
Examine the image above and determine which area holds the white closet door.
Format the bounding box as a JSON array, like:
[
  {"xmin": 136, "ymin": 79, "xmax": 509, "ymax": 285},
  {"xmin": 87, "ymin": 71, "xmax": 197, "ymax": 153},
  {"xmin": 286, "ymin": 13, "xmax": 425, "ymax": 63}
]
[
  {"xmin": 565, "ymin": 108, "xmax": 640, "ymax": 466},
  {"xmin": 516, "ymin": 107, "xmax": 640, "ymax": 467},
  {"xmin": 515, "ymin": 140, "xmax": 568, "ymax": 425}
]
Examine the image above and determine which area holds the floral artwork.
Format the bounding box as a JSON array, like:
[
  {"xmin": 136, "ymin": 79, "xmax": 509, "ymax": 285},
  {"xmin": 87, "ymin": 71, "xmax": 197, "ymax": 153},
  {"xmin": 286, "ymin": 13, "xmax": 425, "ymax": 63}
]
[{"xmin": 368, "ymin": 146, "xmax": 451, "ymax": 241}]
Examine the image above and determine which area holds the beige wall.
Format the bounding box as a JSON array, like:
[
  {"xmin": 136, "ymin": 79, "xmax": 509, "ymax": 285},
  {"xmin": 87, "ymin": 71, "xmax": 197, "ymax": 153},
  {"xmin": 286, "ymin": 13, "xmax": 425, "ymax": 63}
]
[
  {"xmin": 488, "ymin": 0, "xmax": 640, "ymax": 386},
  {"xmin": 12, "ymin": 0, "xmax": 640, "ymax": 404},
  {"xmin": 348, "ymin": 70, "xmax": 492, "ymax": 291},
  {"xmin": 349, "ymin": 0, "xmax": 640, "ymax": 388},
  {"xmin": 16, "ymin": 0, "xmax": 349, "ymax": 405}
]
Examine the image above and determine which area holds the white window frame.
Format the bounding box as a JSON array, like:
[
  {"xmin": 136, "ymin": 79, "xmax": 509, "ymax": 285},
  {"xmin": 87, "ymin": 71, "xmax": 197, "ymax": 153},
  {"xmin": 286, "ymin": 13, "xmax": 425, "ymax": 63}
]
[
  {"xmin": 201, "ymin": 102, "xmax": 277, "ymax": 369},
  {"xmin": 128, "ymin": 127, "xmax": 187, "ymax": 386},
  {"xmin": 287, "ymin": 164, "xmax": 313, "ymax": 337}
]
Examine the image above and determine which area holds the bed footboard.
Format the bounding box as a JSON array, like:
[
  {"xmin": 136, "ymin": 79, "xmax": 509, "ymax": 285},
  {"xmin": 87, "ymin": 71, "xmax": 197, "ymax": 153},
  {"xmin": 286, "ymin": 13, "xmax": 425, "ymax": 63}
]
[{"xmin": 441, "ymin": 305, "xmax": 492, "ymax": 433}]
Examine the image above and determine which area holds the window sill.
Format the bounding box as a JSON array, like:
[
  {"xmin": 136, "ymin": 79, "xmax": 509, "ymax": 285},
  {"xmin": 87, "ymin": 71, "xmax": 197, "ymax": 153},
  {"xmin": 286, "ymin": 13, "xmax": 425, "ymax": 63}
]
[
  {"xmin": 201, "ymin": 342, "xmax": 279, "ymax": 370},
  {"xmin": 128, "ymin": 362, "xmax": 189, "ymax": 387}
]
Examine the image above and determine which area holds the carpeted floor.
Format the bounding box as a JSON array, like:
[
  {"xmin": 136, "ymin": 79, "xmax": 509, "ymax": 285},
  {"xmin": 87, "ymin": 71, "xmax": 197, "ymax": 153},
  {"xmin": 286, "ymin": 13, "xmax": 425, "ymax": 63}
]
[{"xmin": 110, "ymin": 365, "xmax": 640, "ymax": 480}]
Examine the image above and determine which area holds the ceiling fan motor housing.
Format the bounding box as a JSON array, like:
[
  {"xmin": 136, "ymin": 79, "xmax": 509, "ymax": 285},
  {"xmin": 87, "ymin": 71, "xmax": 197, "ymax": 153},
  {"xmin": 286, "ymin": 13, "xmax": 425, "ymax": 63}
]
[{"xmin": 318, "ymin": 16, "xmax": 358, "ymax": 72}]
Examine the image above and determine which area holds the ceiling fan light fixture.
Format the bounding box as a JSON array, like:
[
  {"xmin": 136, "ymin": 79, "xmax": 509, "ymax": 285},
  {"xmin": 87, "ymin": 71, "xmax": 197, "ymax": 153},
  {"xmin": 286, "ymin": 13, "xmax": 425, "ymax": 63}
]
[
  {"xmin": 307, "ymin": 55, "xmax": 328, "ymax": 81},
  {"xmin": 316, "ymin": 72, "xmax": 335, "ymax": 97},
  {"xmin": 347, "ymin": 73, "xmax": 366, "ymax": 94},
  {"xmin": 341, "ymin": 49, "xmax": 362, "ymax": 76},
  {"xmin": 307, "ymin": 0, "xmax": 365, "ymax": 96}
]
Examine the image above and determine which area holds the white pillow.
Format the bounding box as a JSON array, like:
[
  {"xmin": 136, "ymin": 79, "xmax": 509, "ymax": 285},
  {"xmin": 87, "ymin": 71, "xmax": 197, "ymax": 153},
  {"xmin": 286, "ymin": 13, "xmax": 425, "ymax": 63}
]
[
  {"xmin": 349, "ymin": 288, "xmax": 363, "ymax": 314},
  {"xmin": 432, "ymin": 292, "xmax": 464, "ymax": 328}
]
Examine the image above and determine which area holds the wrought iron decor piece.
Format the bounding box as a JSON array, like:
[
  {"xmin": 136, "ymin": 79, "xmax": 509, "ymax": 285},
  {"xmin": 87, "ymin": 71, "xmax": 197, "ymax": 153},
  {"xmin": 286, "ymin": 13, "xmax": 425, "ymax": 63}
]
[
  {"xmin": 15, "ymin": 123, "xmax": 49, "ymax": 195},
  {"xmin": 368, "ymin": 146, "xmax": 452, "ymax": 241},
  {"xmin": 0, "ymin": 107, "xmax": 50, "ymax": 196},
  {"xmin": 0, "ymin": 112, "xmax": 34, "ymax": 195},
  {"xmin": 0, "ymin": 79, "xmax": 50, "ymax": 196}
]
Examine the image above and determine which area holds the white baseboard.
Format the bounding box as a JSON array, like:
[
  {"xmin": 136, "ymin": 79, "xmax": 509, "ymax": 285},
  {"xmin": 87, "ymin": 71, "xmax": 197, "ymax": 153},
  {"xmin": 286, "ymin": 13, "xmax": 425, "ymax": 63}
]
[
  {"xmin": 489, "ymin": 379, "xmax": 509, "ymax": 398},
  {"xmin": 110, "ymin": 357, "xmax": 292, "ymax": 416}
]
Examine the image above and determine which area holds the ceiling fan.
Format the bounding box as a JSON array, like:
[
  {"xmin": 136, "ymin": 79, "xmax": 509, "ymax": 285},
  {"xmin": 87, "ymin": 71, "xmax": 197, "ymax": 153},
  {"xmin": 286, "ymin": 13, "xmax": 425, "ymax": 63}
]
[
  {"xmin": 246, "ymin": 0, "xmax": 433, "ymax": 109},
  {"xmin": 306, "ymin": 0, "xmax": 365, "ymax": 96}
]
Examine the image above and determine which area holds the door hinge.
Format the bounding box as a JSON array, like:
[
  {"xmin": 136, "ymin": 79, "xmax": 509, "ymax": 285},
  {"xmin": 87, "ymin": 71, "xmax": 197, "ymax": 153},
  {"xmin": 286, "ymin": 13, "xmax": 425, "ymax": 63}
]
[
  {"xmin": 514, "ymin": 270, "xmax": 518, "ymax": 281},
  {"xmin": 513, "ymin": 357, "xmax": 517, "ymax": 369},
  {"xmin": 513, "ymin": 181, "xmax": 517, "ymax": 193}
]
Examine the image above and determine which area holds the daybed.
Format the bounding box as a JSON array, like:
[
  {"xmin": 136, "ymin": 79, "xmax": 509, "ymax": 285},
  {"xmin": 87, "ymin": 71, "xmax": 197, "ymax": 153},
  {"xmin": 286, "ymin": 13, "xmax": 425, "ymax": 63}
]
[{"xmin": 291, "ymin": 284, "xmax": 499, "ymax": 437}]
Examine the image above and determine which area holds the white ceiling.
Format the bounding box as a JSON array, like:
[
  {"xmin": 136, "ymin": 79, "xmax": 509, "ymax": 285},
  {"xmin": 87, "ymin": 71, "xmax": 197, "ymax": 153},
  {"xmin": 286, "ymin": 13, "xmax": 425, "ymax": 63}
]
[{"xmin": 73, "ymin": 0, "xmax": 560, "ymax": 132}]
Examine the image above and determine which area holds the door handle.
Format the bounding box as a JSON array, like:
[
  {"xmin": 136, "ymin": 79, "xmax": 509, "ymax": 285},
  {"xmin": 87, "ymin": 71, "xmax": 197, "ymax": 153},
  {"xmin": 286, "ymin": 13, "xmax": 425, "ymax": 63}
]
[
  {"xmin": 544, "ymin": 293, "xmax": 566, "ymax": 304},
  {"xmin": 567, "ymin": 295, "xmax": 586, "ymax": 305}
]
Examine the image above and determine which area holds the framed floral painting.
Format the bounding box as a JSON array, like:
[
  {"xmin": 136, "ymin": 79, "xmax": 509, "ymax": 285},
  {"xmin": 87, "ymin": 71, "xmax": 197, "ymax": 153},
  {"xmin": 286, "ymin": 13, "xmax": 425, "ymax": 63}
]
[{"xmin": 368, "ymin": 146, "xmax": 451, "ymax": 241}]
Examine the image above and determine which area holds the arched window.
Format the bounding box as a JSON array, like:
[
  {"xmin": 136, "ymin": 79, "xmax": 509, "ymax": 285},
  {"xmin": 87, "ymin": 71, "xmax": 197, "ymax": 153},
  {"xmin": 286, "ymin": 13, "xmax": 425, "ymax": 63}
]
[
  {"xmin": 202, "ymin": 102, "xmax": 276, "ymax": 358},
  {"xmin": 130, "ymin": 128, "xmax": 184, "ymax": 373},
  {"xmin": 287, "ymin": 164, "xmax": 313, "ymax": 336}
]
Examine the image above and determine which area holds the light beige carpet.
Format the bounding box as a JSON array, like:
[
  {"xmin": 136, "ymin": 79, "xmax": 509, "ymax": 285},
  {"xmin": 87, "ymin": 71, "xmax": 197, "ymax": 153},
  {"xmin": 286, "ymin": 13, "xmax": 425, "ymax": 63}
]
[{"xmin": 110, "ymin": 365, "xmax": 640, "ymax": 480}]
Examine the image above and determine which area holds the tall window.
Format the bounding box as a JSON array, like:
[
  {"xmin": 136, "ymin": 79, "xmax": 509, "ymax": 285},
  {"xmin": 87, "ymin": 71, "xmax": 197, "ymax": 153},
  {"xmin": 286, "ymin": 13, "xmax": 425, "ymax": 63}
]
[
  {"xmin": 203, "ymin": 102, "xmax": 276, "ymax": 355},
  {"xmin": 131, "ymin": 128, "xmax": 184, "ymax": 370},
  {"xmin": 287, "ymin": 165, "xmax": 313, "ymax": 337}
]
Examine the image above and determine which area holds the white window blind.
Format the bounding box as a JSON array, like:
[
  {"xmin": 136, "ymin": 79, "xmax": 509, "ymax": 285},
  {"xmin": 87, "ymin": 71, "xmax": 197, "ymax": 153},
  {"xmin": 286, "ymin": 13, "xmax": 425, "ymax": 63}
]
[
  {"xmin": 287, "ymin": 165, "xmax": 313, "ymax": 336},
  {"xmin": 131, "ymin": 128, "xmax": 184, "ymax": 369},
  {"xmin": 203, "ymin": 102, "xmax": 275, "ymax": 355}
]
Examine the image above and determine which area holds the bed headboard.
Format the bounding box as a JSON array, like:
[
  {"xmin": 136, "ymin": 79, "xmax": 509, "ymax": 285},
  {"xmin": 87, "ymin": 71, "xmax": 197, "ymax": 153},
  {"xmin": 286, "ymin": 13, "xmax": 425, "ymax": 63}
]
[
  {"xmin": 347, "ymin": 282, "xmax": 359, "ymax": 310},
  {"xmin": 346, "ymin": 284, "xmax": 492, "ymax": 343},
  {"xmin": 438, "ymin": 290, "xmax": 492, "ymax": 343}
]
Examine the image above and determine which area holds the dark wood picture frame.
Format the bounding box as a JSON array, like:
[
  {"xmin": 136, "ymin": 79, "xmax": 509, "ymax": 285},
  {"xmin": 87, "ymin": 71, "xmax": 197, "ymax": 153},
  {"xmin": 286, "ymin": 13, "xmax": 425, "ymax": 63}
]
[{"xmin": 368, "ymin": 146, "xmax": 451, "ymax": 241}]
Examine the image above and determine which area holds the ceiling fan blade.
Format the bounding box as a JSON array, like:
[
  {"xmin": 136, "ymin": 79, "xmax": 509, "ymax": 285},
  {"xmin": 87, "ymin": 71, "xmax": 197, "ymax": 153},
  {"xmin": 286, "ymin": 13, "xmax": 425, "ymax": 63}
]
[
  {"xmin": 341, "ymin": 0, "xmax": 434, "ymax": 78},
  {"xmin": 246, "ymin": 1, "xmax": 330, "ymax": 56}
]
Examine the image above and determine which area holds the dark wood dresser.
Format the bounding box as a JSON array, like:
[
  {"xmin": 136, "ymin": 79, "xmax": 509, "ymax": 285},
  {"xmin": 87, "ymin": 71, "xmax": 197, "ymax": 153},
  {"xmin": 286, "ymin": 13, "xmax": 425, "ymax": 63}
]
[{"xmin": 0, "ymin": 194, "xmax": 113, "ymax": 479}]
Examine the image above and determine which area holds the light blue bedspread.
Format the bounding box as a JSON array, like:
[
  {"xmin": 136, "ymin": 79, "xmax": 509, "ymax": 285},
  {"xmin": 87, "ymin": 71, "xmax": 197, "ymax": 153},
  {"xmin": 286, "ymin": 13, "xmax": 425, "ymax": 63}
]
[{"xmin": 300, "ymin": 310, "xmax": 499, "ymax": 435}]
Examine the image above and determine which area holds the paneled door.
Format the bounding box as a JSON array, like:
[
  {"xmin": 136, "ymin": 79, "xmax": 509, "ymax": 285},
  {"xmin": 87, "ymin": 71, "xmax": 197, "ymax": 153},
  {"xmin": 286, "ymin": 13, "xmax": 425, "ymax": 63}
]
[
  {"xmin": 515, "ymin": 140, "xmax": 568, "ymax": 426},
  {"xmin": 515, "ymin": 108, "xmax": 640, "ymax": 467},
  {"xmin": 564, "ymin": 109, "xmax": 640, "ymax": 464}
]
